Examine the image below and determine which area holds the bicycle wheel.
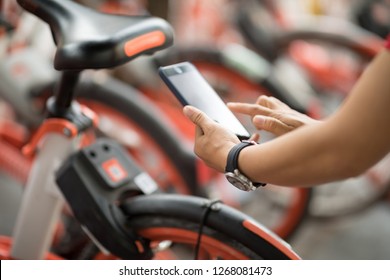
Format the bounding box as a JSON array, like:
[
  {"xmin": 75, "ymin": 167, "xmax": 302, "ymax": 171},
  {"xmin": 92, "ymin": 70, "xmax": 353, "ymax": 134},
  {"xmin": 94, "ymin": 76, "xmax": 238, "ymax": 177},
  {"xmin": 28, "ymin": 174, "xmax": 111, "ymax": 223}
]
[
  {"xmin": 121, "ymin": 194, "xmax": 301, "ymax": 260},
  {"xmin": 153, "ymin": 48, "xmax": 312, "ymax": 240},
  {"xmin": 236, "ymin": 1, "xmax": 383, "ymax": 63},
  {"xmin": 236, "ymin": 2, "xmax": 383, "ymax": 117},
  {"xmin": 308, "ymin": 154, "xmax": 390, "ymax": 218}
]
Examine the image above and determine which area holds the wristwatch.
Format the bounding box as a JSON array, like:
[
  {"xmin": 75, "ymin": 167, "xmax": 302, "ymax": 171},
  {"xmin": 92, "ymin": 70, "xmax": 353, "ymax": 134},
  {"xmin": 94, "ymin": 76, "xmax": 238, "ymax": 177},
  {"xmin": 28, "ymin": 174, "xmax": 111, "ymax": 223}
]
[{"xmin": 225, "ymin": 140, "xmax": 266, "ymax": 191}]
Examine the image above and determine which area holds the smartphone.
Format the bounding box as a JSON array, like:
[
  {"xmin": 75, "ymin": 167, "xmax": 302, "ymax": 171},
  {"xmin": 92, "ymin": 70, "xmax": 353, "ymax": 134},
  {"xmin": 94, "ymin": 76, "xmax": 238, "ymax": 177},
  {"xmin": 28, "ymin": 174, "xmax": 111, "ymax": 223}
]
[{"xmin": 159, "ymin": 61, "xmax": 250, "ymax": 140}]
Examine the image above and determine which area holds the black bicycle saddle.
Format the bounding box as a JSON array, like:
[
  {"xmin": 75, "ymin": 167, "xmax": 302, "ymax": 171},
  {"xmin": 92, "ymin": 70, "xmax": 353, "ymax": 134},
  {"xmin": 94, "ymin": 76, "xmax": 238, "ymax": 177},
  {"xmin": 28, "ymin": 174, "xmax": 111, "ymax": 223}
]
[{"xmin": 17, "ymin": 0, "xmax": 174, "ymax": 70}]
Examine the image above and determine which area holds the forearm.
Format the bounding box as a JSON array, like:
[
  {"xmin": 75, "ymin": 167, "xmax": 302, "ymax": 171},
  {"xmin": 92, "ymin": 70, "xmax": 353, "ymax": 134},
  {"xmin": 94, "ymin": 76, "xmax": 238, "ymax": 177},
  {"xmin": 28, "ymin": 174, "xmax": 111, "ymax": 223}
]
[{"xmin": 239, "ymin": 122, "xmax": 356, "ymax": 186}]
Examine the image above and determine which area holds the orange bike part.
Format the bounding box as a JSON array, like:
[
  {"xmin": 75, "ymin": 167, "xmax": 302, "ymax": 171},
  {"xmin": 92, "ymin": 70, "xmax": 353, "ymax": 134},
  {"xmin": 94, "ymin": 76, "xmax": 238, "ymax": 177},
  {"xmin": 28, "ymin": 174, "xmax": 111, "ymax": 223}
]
[
  {"xmin": 124, "ymin": 31, "xmax": 166, "ymax": 58},
  {"xmin": 138, "ymin": 227, "xmax": 250, "ymax": 260},
  {"xmin": 22, "ymin": 106, "xmax": 99, "ymax": 157},
  {"xmin": 271, "ymin": 188, "xmax": 310, "ymax": 239},
  {"xmin": 22, "ymin": 118, "xmax": 78, "ymax": 157},
  {"xmin": 242, "ymin": 220, "xmax": 301, "ymax": 260},
  {"xmin": 0, "ymin": 236, "xmax": 63, "ymax": 260}
]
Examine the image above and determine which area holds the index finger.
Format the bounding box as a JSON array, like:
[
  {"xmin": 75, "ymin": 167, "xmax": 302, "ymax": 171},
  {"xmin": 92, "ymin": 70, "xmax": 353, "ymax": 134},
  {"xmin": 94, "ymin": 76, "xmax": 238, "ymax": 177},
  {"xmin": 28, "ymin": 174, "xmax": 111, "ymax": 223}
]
[{"xmin": 227, "ymin": 102, "xmax": 273, "ymax": 117}]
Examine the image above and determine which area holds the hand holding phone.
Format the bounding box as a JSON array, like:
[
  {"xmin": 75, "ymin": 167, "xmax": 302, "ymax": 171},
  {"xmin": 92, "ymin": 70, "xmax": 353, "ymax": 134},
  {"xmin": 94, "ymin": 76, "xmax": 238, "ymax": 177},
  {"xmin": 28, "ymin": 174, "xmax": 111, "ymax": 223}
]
[{"xmin": 159, "ymin": 61, "xmax": 250, "ymax": 140}]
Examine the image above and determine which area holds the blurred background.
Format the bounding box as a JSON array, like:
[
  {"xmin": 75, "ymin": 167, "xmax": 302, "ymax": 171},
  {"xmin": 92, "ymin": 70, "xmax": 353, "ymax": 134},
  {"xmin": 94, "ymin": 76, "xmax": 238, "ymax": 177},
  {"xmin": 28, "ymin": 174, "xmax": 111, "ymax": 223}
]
[{"xmin": 1, "ymin": 0, "xmax": 389, "ymax": 259}]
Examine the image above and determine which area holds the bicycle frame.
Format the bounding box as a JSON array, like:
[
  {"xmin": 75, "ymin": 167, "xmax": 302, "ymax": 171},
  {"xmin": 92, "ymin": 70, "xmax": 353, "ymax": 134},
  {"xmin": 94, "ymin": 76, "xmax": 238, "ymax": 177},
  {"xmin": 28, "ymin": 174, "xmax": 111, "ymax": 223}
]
[
  {"xmin": 11, "ymin": 132, "xmax": 81, "ymax": 259},
  {"xmin": 10, "ymin": 68, "xmax": 97, "ymax": 259},
  {"xmin": 1, "ymin": 5, "xmax": 71, "ymax": 259}
]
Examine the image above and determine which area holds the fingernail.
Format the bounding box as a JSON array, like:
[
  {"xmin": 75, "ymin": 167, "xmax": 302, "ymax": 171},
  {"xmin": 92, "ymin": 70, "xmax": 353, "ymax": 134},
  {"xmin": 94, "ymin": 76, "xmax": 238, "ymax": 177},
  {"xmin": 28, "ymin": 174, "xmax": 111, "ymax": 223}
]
[
  {"xmin": 183, "ymin": 106, "xmax": 194, "ymax": 117},
  {"xmin": 253, "ymin": 116, "xmax": 265, "ymax": 126}
]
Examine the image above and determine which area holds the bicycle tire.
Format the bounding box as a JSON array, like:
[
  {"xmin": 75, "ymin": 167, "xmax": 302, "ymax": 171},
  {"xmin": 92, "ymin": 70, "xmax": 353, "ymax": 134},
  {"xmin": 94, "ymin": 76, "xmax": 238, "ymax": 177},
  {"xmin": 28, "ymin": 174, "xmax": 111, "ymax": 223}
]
[
  {"xmin": 121, "ymin": 194, "xmax": 301, "ymax": 260},
  {"xmin": 236, "ymin": 2, "xmax": 383, "ymax": 62},
  {"xmin": 236, "ymin": 1, "xmax": 383, "ymax": 115}
]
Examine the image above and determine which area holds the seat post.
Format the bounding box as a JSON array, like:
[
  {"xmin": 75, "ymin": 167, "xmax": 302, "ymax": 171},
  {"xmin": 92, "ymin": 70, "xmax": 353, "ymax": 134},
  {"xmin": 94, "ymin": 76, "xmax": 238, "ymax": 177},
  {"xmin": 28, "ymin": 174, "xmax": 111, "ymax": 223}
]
[{"xmin": 50, "ymin": 70, "xmax": 81, "ymax": 117}]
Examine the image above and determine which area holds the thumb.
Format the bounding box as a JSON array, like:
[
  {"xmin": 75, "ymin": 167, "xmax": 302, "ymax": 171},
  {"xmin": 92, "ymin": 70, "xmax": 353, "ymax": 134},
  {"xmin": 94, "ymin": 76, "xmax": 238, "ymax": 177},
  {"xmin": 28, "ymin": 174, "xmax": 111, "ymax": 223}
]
[{"xmin": 183, "ymin": 105, "xmax": 214, "ymax": 131}]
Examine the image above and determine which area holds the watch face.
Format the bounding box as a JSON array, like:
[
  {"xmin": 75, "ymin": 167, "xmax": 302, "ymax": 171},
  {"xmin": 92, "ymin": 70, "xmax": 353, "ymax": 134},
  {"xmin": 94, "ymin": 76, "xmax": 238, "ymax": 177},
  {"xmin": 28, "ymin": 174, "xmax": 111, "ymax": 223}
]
[{"xmin": 225, "ymin": 173, "xmax": 252, "ymax": 192}]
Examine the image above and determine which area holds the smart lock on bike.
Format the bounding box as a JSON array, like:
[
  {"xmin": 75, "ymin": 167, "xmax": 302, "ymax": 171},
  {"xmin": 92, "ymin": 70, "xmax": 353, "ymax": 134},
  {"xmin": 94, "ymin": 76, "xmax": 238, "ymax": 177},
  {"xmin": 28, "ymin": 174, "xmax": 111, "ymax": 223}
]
[{"xmin": 56, "ymin": 138, "xmax": 158, "ymax": 260}]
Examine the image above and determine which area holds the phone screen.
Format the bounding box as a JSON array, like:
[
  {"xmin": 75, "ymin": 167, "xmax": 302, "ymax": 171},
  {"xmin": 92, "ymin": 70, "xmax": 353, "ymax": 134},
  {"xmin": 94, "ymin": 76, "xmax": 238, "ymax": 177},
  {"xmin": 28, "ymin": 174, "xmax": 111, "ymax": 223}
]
[{"xmin": 159, "ymin": 62, "xmax": 250, "ymax": 140}]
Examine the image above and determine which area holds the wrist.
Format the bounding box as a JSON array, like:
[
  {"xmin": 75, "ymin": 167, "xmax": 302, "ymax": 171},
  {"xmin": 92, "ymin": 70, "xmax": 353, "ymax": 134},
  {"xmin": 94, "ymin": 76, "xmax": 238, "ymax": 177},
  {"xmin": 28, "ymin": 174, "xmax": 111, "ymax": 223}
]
[
  {"xmin": 237, "ymin": 144, "xmax": 256, "ymax": 181},
  {"xmin": 225, "ymin": 140, "xmax": 266, "ymax": 191},
  {"xmin": 221, "ymin": 142, "xmax": 238, "ymax": 172}
]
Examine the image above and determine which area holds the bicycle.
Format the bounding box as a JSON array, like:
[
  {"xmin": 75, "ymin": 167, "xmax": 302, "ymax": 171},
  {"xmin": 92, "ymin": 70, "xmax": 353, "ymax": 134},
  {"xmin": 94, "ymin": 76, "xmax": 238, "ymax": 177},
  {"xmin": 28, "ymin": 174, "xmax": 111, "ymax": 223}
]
[
  {"xmin": 0, "ymin": 0, "xmax": 312, "ymax": 241},
  {"xmin": 0, "ymin": 0, "xmax": 300, "ymax": 260},
  {"xmin": 0, "ymin": 0, "xmax": 202, "ymax": 194}
]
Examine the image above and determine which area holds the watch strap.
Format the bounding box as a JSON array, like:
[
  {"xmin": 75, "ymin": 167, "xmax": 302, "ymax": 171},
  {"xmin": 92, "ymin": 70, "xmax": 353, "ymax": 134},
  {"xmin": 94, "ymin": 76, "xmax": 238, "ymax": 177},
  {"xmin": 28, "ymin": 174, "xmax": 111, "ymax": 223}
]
[
  {"xmin": 225, "ymin": 141, "xmax": 266, "ymax": 187},
  {"xmin": 225, "ymin": 142, "xmax": 253, "ymax": 173}
]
